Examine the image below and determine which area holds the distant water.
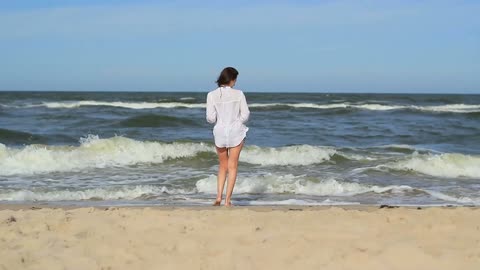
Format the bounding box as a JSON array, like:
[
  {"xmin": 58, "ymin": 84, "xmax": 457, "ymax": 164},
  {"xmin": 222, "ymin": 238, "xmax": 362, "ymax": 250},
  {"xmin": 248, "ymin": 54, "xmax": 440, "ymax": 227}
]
[{"xmin": 0, "ymin": 91, "xmax": 479, "ymax": 206}]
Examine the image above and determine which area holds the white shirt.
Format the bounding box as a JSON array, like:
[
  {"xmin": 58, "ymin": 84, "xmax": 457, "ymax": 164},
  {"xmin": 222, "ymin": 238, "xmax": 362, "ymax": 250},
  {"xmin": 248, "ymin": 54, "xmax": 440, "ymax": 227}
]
[{"xmin": 206, "ymin": 86, "xmax": 250, "ymax": 148}]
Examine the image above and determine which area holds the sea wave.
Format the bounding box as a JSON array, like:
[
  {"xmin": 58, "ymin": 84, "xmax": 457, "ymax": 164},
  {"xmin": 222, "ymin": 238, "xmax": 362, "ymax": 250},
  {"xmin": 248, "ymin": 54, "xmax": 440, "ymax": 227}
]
[
  {"xmin": 0, "ymin": 135, "xmax": 212, "ymax": 175},
  {"xmin": 179, "ymin": 97, "xmax": 196, "ymax": 101},
  {"xmin": 256, "ymin": 103, "xmax": 480, "ymax": 113},
  {"xmin": 195, "ymin": 174, "xmax": 413, "ymax": 196},
  {"xmin": 0, "ymin": 136, "xmax": 358, "ymax": 175},
  {"xmin": 33, "ymin": 101, "xmax": 205, "ymax": 109},
  {"xmin": 383, "ymin": 153, "xmax": 480, "ymax": 178},
  {"xmin": 196, "ymin": 174, "xmax": 480, "ymax": 204},
  {"xmin": 352, "ymin": 152, "xmax": 480, "ymax": 179},
  {"xmin": 415, "ymin": 104, "xmax": 480, "ymax": 113},
  {"xmin": 370, "ymin": 144, "xmax": 442, "ymax": 155},
  {"xmin": 424, "ymin": 190, "xmax": 480, "ymax": 204},
  {"xmin": 1, "ymin": 174, "xmax": 478, "ymax": 204},
  {"xmin": 0, "ymin": 128, "xmax": 46, "ymax": 144},
  {"xmin": 117, "ymin": 114, "xmax": 199, "ymax": 127},
  {"xmin": 3, "ymin": 136, "xmax": 476, "ymax": 177},
  {"xmin": 241, "ymin": 145, "xmax": 337, "ymax": 166},
  {"xmin": 0, "ymin": 185, "xmax": 193, "ymax": 201},
  {"xmin": 283, "ymin": 103, "xmax": 480, "ymax": 113},
  {"xmin": 237, "ymin": 199, "xmax": 359, "ymax": 206},
  {"xmin": 3, "ymin": 100, "xmax": 480, "ymax": 113}
]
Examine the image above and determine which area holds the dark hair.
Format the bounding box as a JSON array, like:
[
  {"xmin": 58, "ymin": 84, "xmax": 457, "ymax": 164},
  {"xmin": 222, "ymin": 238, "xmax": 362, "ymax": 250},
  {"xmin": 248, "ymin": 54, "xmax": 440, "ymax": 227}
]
[{"xmin": 216, "ymin": 67, "xmax": 239, "ymax": 87}]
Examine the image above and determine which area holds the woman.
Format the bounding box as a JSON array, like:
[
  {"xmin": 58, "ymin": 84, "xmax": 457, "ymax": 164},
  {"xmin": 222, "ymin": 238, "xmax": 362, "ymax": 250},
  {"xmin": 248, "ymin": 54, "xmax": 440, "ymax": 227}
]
[{"xmin": 206, "ymin": 67, "xmax": 250, "ymax": 207}]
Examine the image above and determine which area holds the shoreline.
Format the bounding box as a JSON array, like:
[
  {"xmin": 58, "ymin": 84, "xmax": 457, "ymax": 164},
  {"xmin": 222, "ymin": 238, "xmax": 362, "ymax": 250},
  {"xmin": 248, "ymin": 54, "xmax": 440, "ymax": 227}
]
[{"xmin": 1, "ymin": 202, "xmax": 477, "ymax": 211}]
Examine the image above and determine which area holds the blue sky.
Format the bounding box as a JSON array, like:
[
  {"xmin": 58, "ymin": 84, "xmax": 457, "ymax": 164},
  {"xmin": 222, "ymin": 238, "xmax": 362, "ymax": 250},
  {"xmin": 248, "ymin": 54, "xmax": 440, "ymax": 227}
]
[{"xmin": 0, "ymin": 0, "xmax": 479, "ymax": 93}]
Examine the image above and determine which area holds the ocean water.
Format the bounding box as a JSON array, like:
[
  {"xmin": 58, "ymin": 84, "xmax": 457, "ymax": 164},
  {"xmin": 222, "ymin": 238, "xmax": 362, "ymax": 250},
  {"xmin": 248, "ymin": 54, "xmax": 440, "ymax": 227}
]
[{"xmin": 0, "ymin": 91, "xmax": 479, "ymax": 206}]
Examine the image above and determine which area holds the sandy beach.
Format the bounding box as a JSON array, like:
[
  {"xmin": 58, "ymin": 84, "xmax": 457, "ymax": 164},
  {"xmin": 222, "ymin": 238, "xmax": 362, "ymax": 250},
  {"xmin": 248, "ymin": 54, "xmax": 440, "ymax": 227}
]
[{"xmin": 0, "ymin": 205, "xmax": 479, "ymax": 270}]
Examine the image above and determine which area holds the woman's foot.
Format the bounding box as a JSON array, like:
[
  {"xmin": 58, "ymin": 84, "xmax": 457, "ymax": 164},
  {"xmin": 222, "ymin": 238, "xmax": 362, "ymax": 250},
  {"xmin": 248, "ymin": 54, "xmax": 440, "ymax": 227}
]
[
  {"xmin": 213, "ymin": 198, "xmax": 222, "ymax": 206},
  {"xmin": 225, "ymin": 199, "xmax": 233, "ymax": 207}
]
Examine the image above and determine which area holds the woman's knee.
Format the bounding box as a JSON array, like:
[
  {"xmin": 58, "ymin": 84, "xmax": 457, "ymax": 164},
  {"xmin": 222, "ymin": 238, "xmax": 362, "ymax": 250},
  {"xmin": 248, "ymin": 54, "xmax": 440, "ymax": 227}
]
[
  {"xmin": 219, "ymin": 161, "xmax": 228, "ymax": 172},
  {"xmin": 227, "ymin": 160, "xmax": 238, "ymax": 172}
]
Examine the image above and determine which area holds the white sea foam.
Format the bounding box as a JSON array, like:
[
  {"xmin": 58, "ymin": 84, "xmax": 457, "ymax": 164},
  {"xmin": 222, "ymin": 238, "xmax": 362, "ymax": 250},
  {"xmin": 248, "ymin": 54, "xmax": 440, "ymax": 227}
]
[
  {"xmin": 2, "ymin": 172, "xmax": 478, "ymax": 204},
  {"xmin": 195, "ymin": 174, "xmax": 413, "ymax": 196},
  {"xmin": 384, "ymin": 153, "xmax": 480, "ymax": 178},
  {"xmin": 340, "ymin": 152, "xmax": 378, "ymax": 161},
  {"xmin": 238, "ymin": 199, "xmax": 359, "ymax": 206},
  {"xmin": 39, "ymin": 101, "xmax": 206, "ymax": 109},
  {"xmin": 4, "ymin": 135, "xmax": 477, "ymax": 177},
  {"xmin": 424, "ymin": 190, "xmax": 480, "ymax": 205},
  {"xmin": 354, "ymin": 104, "xmax": 405, "ymax": 110},
  {"xmin": 0, "ymin": 185, "xmax": 192, "ymax": 201},
  {"xmin": 196, "ymin": 173, "xmax": 480, "ymax": 205},
  {"xmin": 0, "ymin": 135, "xmax": 212, "ymax": 175},
  {"xmin": 249, "ymin": 102, "xmax": 400, "ymax": 110},
  {"xmin": 414, "ymin": 104, "xmax": 480, "ymax": 113},
  {"xmin": 250, "ymin": 103, "xmax": 349, "ymax": 109},
  {"xmin": 0, "ymin": 138, "xmax": 347, "ymax": 175},
  {"xmin": 371, "ymin": 144, "xmax": 443, "ymax": 155},
  {"xmin": 249, "ymin": 102, "xmax": 480, "ymax": 113},
  {"xmin": 374, "ymin": 144, "xmax": 418, "ymax": 150},
  {"xmin": 352, "ymin": 103, "xmax": 480, "ymax": 112},
  {"xmin": 5, "ymin": 101, "xmax": 480, "ymax": 113},
  {"xmin": 241, "ymin": 145, "xmax": 336, "ymax": 166}
]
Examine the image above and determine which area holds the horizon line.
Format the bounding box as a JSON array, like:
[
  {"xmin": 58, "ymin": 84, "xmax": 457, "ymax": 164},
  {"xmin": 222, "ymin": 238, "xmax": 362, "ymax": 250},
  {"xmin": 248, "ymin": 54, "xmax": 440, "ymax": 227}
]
[{"xmin": 0, "ymin": 89, "xmax": 479, "ymax": 95}]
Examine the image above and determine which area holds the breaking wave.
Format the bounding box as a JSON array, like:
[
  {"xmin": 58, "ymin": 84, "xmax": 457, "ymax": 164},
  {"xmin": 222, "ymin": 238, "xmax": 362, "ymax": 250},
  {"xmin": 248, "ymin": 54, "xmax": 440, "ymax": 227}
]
[
  {"xmin": 4, "ymin": 101, "xmax": 480, "ymax": 113},
  {"xmin": 0, "ymin": 135, "xmax": 212, "ymax": 175},
  {"xmin": 237, "ymin": 199, "xmax": 359, "ymax": 206},
  {"xmin": 0, "ymin": 137, "xmax": 357, "ymax": 175},
  {"xmin": 2, "ymin": 135, "xmax": 478, "ymax": 179},
  {"xmin": 424, "ymin": 190, "xmax": 480, "ymax": 205},
  {"xmin": 0, "ymin": 185, "xmax": 193, "ymax": 201},
  {"xmin": 382, "ymin": 153, "xmax": 480, "ymax": 178},
  {"xmin": 195, "ymin": 174, "xmax": 413, "ymax": 196},
  {"xmin": 252, "ymin": 103, "xmax": 480, "ymax": 113},
  {"xmin": 29, "ymin": 101, "xmax": 205, "ymax": 109},
  {"xmin": 195, "ymin": 174, "xmax": 480, "ymax": 205},
  {"xmin": 241, "ymin": 145, "xmax": 337, "ymax": 166},
  {"xmin": 0, "ymin": 173, "xmax": 478, "ymax": 205}
]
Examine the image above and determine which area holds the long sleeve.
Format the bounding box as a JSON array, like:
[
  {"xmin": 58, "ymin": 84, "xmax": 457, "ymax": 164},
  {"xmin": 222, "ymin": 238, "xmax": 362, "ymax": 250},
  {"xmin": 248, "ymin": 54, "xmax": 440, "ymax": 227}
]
[
  {"xmin": 206, "ymin": 93, "xmax": 217, "ymax": 124},
  {"xmin": 239, "ymin": 92, "xmax": 250, "ymax": 123}
]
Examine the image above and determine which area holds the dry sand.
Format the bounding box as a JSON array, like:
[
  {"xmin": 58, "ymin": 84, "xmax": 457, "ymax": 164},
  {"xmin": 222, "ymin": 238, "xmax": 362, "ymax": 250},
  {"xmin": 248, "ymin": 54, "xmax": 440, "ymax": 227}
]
[{"xmin": 0, "ymin": 205, "xmax": 479, "ymax": 270}]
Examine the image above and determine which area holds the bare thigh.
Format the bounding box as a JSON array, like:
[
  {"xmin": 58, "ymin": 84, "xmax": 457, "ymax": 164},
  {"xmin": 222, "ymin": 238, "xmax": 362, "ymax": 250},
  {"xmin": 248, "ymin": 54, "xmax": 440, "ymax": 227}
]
[
  {"xmin": 228, "ymin": 139, "xmax": 245, "ymax": 165},
  {"xmin": 216, "ymin": 146, "xmax": 229, "ymax": 167}
]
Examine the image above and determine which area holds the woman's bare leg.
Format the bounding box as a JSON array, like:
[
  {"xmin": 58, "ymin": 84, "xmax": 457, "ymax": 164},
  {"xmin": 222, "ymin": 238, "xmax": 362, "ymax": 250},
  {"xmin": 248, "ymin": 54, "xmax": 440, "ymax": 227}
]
[
  {"xmin": 225, "ymin": 140, "xmax": 245, "ymax": 206},
  {"xmin": 214, "ymin": 146, "xmax": 229, "ymax": 206}
]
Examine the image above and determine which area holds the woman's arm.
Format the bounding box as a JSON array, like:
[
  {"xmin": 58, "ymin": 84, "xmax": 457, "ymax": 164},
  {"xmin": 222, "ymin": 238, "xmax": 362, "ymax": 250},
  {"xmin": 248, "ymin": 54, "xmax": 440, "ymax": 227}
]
[
  {"xmin": 206, "ymin": 93, "xmax": 217, "ymax": 124},
  {"xmin": 239, "ymin": 91, "xmax": 250, "ymax": 123}
]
